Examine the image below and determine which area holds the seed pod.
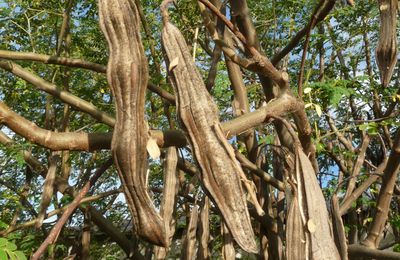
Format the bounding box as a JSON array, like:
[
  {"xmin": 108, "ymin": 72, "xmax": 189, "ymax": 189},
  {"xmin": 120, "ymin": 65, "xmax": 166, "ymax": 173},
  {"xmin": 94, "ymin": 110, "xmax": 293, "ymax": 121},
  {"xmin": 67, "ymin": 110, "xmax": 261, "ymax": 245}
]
[
  {"xmin": 181, "ymin": 206, "xmax": 199, "ymax": 260},
  {"xmin": 161, "ymin": 2, "xmax": 257, "ymax": 253},
  {"xmin": 376, "ymin": 0, "xmax": 398, "ymax": 87},
  {"xmin": 36, "ymin": 155, "xmax": 59, "ymax": 228},
  {"xmin": 98, "ymin": 0, "xmax": 166, "ymax": 246},
  {"xmin": 154, "ymin": 147, "xmax": 179, "ymax": 259},
  {"xmin": 197, "ymin": 197, "xmax": 210, "ymax": 260}
]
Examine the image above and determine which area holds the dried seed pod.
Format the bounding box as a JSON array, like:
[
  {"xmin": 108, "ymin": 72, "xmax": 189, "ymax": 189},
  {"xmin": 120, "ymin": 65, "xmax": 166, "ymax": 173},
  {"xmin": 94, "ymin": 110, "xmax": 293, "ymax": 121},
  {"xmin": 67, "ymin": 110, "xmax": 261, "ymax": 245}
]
[
  {"xmin": 297, "ymin": 148, "xmax": 341, "ymax": 259},
  {"xmin": 376, "ymin": 0, "xmax": 398, "ymax": 87},
  {"xmin": 197, "ymin": 197, "xmax": 210, "ymax": 260},
  {"xmin": 222, "ymin": 222, "xmax": 236, "ymax": 260},
  {"xmin": 181, "ymin": 206, "xmax": 199, "ymax": 260},
  {"xmin": 98, "ymin": 0, "xmax": 166, "ymax": 246},
  {"xmin": 154, "ymin": 147, "xmax": 179, "ymax": 259},
  {"xmin": 36, "ymin": 155, "xmax": 59, "ymax": 228},
  {"xmin": 161, "ymin": 2, "xmax": 257, "ymax": 253}
]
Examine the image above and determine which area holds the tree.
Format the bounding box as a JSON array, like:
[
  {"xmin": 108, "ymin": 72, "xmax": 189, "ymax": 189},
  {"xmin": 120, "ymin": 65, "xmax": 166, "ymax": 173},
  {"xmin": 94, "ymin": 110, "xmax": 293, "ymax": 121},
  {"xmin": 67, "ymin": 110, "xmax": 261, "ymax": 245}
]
[{"xmin": 0, "ymin": 0, "xmax": 399, "ymax": 259}]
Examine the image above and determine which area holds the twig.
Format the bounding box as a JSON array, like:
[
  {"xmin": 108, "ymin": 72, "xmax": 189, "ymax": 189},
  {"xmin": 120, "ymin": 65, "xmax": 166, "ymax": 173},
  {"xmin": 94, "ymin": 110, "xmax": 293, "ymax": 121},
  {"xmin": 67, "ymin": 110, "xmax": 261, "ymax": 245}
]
[
  {"xmin": 197, "ymin": 0, "xmax": 288, "ymax": 90},
  {"xmin": 298, "ymin": 19, "xmax": 317, "ymax": 98},
  {"xmin": 0, "ymin": 188, "xmax": 121, "ymax": 236},
  {"xmin": 31, "ymin": 158, "xmax": 113, "ymax": 260}
]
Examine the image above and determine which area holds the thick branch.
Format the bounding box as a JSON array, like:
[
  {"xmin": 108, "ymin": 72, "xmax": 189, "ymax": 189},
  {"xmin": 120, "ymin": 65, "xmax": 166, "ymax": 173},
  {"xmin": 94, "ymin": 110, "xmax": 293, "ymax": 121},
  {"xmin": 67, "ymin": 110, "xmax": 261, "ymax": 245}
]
[
  {"xmin": 222, "ymin": 94, "xmax": 303, "ymax": 139},
  {"xmin": 235, "ymin": 151, "xmax": 285, "ymax": 191},
  {"xmin": 348, "ymin": 244, "xmax": 400, "ymax": 260},
  {"xmin": 0, "ymin": 102, "xmax": 186, "ymax": 150},
  {"xmin": 0, "ymin": 50, "xmax": 107, "ymax": 72},
  {"xmin": 0, "ymin": 60, "xmax": 115, "ymax": 126},
  {"xmin": 1, "ymin": 93, "xmax": 301, "ymax": 151},
  {"xmin": 363, "ymin": 129, "xmax": 400, "ymax": 248}
]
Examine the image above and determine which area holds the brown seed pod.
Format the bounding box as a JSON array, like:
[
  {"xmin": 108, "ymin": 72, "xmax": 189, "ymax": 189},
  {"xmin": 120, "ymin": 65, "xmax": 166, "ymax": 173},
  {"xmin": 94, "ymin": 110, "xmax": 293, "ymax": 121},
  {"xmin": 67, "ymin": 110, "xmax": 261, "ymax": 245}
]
[
  {"xmin": 376, "ymin": 0, "xmax": 398, "ymax": 87},
  {"xmin": 98, "ymin": 0, "xmax": 166, "ymax": 246},
  {"xmin": 36, "ymin": 155, "xmax": 59, "ymax": 229},
  {"xmin": 161, "ymin": 1, "xmax": 257, "ymax": 253}
]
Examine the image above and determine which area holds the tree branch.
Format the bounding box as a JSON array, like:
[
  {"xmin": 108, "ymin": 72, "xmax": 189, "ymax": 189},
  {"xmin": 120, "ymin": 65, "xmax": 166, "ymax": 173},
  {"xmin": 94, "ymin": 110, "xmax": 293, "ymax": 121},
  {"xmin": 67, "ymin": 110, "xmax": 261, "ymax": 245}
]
[
  {"xmin": 348, "ymin": 244, "xmax": 400, "ymax": 260},
  {"xmin": 0, "ymin": 60, "xmax": 115, "ymax": 126},
  {"xmin": 271, "ymin": 0, "xmax": 336, "ymax": 65},
  {"xmin": 31, "ymin": 158, "xmax": 114, "ymax": 260}
]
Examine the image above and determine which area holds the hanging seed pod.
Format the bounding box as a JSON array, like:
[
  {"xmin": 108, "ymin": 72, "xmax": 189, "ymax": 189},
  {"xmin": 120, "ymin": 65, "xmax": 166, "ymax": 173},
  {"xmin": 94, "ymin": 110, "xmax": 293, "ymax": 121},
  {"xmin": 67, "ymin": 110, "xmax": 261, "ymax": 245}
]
[
  {"xmin": 376, "ymin": 0, "xmax": 398, "ymax": 87},
  {"xmin": 181, "ymin": 206, "xmax": 199, "ymax": 260},
  {"xmin": 98, "ymin": 0, "xmax": 166, "ymax": 246},
  {"xmin": 36, "ymin": 155, "xmax": 59, "ymax": 228},
  {"xmin": 161, "ymin": 1, "xmax": 257, "ymax": 253},
  {"xmin": 222, "ymin": 222, "xmax": 236, "ymax": 260},
  {"xmin": 197, "ymin": 197, "xmax": 211, "ymax": 260},
  {"xmin": 154, "ymin": 147, "xmax": 179, "ymax": 259},
  {"xmin": 296, "ymin": 148, "xmax": 341, "ymax": 259}
]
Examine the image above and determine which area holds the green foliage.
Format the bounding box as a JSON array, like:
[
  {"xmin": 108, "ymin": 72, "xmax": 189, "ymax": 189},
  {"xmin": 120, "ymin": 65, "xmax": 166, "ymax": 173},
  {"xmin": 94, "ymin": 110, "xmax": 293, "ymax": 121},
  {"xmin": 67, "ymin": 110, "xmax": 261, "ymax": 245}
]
[
  {"xmin": 306, "ymin": 79, "xmax": 355, "ymax": 108},
  {"xmin": 0, "ymin": 238, "xmax": 26, "ymax": 260}
]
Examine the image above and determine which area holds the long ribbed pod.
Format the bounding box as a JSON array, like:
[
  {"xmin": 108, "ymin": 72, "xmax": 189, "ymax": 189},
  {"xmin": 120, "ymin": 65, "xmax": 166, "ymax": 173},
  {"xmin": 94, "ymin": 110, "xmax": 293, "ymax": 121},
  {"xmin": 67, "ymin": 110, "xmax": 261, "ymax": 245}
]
[
  {"xmin": 98, "ymin": 0, "xmax": 166, "ymax": 246},
  {"xmin": 161, "ymin": 2, "xmax": 257, "ymax": 253}
]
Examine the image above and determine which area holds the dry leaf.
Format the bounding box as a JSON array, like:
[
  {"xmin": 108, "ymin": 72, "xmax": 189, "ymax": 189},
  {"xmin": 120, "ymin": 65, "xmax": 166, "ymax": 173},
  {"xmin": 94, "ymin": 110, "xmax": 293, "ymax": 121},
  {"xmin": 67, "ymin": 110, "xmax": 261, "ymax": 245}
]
[
  {"xmin": 307, "ymin": 219, "xmax": 316, "ymax": 233},
  {"xmin": 303, "ymin": 87, "xmax": 312, "ymax": 94},
  {"xmin": 147, "ymin": 138, "xmax": 161, "ymax": 159},
  {"xmin": 314, "ymin": 104, "xmax": 322, "ymax": 117},
  {"xmin": 169, "ymin": 57, "xmax": 179, "ymax": 71}
]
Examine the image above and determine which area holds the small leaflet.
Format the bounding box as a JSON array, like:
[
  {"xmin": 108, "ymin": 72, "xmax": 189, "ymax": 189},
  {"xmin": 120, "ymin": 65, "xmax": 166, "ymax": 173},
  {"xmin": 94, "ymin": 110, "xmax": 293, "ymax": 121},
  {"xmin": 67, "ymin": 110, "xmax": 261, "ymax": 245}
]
[
  {"xmin": 314, "ymin": 104, "xmax": 322, "ymax": 117},
  {"xmin": 303, "ymin": 87, "xmax": 312, "ymax": 94}
]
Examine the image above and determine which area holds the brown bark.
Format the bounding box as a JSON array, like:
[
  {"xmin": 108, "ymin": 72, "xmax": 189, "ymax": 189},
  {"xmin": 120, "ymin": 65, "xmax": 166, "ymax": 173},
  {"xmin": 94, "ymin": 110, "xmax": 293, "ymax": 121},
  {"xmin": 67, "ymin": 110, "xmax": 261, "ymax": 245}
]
[
  {"xmin": 363, "ymin": 130, "xmax": 400, "ymax": 248},
  {"xmin": 348, "ymin": 244, "xmax": 400, "ymax": 259}
]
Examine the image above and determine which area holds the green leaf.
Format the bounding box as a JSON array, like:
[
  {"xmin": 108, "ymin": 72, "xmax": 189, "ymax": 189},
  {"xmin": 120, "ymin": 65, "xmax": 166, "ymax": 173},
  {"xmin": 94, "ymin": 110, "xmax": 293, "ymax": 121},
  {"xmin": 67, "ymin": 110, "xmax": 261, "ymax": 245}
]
[
  {"xmin": 0, "ymin": 238, "xmax": 8, "ymax": 248},
  {"xmin": 0, "ymin": 249, "xmax": 7, "ymax": 260},
  {"xmin": 8, "ymin": 251, "xmax": 18, "ymax": 260},
  {"xmin": 0, "ymin": 221, "xmax": 8, "ymax": 230},
  {"xmin": 6, "ymin": 242, "xmax": 17, "ymax": 251},
  {"xmin": 314, "ymin": 104, "xmax": 322, "ymax": 117},
  {"xmin": 304, "ymin": 87, "xmax": 312, "ymax": 94},
  {"xmin": 14, "ymin": 251, "xmax": 26, "ymax": 260}
]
